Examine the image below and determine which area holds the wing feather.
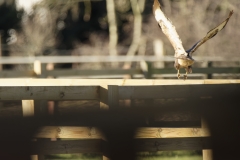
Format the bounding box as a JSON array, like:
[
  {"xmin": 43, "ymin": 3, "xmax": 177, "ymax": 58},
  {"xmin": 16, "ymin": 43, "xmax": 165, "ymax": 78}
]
[
  {"xmin": 186, "ymin": 10, "xmax": 233, "ymax": 55},
  {"xmin": 153, "ymin": 0, "xmax": 187, "ymax": 58}
]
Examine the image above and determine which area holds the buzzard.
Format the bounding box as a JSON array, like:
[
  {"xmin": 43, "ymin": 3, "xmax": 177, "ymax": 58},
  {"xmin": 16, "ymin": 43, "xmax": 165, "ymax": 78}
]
[{"xmin": 153, "ymin": 0, "xmax": 233, "ymax": 79}]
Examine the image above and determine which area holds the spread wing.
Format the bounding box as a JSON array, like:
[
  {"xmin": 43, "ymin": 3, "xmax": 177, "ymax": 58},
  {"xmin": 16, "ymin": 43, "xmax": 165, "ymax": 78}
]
[
  {"xmin": 153, "ymin": 0, "xmax": 188, "ymax": 59},
  {"xmin": 186, "ymin": 10, "xmax": 233, "ymax": 55}
]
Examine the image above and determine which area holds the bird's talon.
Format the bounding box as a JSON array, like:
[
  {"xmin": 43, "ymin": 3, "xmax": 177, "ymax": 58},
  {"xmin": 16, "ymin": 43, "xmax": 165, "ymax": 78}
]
[
  {"xmin": 183, "ymin": 75, "xmax": 187, "ymax": 80},
  {"xmin": 177, "ymin": 74, "xmax": 181, "ymax": 79}
]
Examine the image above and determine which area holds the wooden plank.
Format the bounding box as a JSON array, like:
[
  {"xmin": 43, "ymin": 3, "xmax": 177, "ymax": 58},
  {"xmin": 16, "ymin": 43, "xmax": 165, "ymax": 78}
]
[
  {"xmin": 0, "ymin": 68, "xmax": 239, "ymax": 79},
  {"xmin": 32, "ymin": 139, "xmax": 103, "ymax": 154},
  {"xmin": 0, "ymin": 79, "xmax": 239, "ymax": 86},
  {"xmin": 118, "ymin": 84, "xmax": 240, "ymax": 99},
  {"xmin": 135, "ymin": 128, "xmax": 210, "ymax": 138},
  {"xmin": 34, "ymin": 127, "xmax": 210, "ymax": 139},
  {"xmin": 0, "ymin": 55, "xmax": 238, "ymax": 64},
  {"xmin": 0, "ymin": 86, "xmax": 99, "ymax": 100},
  {"xmin": 46, "ymin": 69, "xmax": 141, "ymax": 77},
  {"xmin": 0, "ymin": 138, "xmax": 211, "ymax": 154},
  {"xmin": 135, "ymin": 137, "xmax": 212, "ymax": 151},
  {"xmin": 0, "ymin": 139, "xmax": 103, "ymax": 155},
  {"xmin": 34, "ymin": 127, "xmax": 103, "ymax": 139}
]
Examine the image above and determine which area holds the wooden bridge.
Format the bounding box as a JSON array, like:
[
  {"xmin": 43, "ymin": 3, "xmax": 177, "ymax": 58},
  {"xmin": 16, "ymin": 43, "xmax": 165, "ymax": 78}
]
[{"xmin": 0, "ymin": 79, "xmax": 239, "ymax": 160}]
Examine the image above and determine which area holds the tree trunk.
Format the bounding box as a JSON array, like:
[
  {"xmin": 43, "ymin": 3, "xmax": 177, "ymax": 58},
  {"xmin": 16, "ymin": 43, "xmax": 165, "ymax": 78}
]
[{"xmin": 106, "ymin": 0, "xmax": 118, "ymax": 67}]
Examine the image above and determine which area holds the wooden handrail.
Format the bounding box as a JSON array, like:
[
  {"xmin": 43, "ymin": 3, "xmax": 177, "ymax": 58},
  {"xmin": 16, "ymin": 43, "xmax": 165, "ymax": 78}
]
[{"xmin": 0, "ymin": 55, "xmax": 239, "ymax": 64}]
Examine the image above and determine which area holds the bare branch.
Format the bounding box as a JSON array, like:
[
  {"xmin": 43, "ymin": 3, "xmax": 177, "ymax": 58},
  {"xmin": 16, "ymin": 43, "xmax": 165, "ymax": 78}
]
[{"xmin": 123, "ymin": 0, "xmax": 145, "ymax": 68}]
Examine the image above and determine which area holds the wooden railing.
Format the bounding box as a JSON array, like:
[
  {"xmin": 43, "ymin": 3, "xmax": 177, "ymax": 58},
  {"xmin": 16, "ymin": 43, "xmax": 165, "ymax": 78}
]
[
  {"xmin": 0, "ymin": 79, "xmax": 240, "ymax": 160},
  {"xmin": 0, "ymin": 55, "xmax": 239, "ymax": 78}
]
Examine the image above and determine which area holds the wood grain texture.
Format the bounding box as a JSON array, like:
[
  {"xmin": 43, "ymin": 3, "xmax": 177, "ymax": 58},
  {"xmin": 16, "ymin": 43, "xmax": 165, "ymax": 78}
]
[
  {"xmin": 135, "ymin": 128, "xmax": 210, "ymax": 138},
  {"xmin": 35, "ymin": 127, "xmax": 103, "ymax": 139},
  {"xmin": 34, "ymin": 127, "xmax": 209, "ymax": 139}
]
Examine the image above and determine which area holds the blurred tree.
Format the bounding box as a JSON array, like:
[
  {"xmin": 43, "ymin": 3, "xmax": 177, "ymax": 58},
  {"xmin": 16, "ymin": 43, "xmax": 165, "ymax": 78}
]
[
  {"xmin": 0, "ymin": 0, "xmax": 23, "ymax": 69},
  {"xmin": 7, "ymin": 0, "xmax": 239, "ymax": 71},
  {"xmin": 106, "ymin": 0, "xmax": 118, "ymax": 67},
  {"xmin": 10, "ymin": 6, "xmax": 56, "ymax": 56}
]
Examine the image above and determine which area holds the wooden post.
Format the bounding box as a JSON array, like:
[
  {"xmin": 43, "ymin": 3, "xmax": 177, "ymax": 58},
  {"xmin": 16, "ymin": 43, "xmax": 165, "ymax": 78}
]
[
  {"xmin": 207, "ymin": 62, "xmax": 213, "ymax": 79},
  {"xmin": 34, "ymin": 60, "xmax": 42, "ymax": 77},
  {"xmin": 22, "ymin": 100, "xmax": 42, "ymax": 160},
  {"xmin": 34, "ymin": 60, "xmax": 48, "ymax": 116},
  {"xmin": 153, "ymin": 39, "xmax": 164, "ymax": 68},
  {"xmin": 108, "ymin": 85, "xmax": 119, "ymax": 108},
  {"xmin": 202, "ymin": 118, "xmax": 212, "ymax": 160},
  {"xmin": 140, "ymin": 61, "xmax": 152, "ymax": 79},
  {"xmin": 22, "ymin": 100, "xmax": 34, "ymax": 116},
  {"xmin": 46, "ymin": 63, "xmax": 55, "ymax": 116},
  {"xmin": 103, "ymin": 156, "xmax": 110, "ymax": 160},
  {"xmin": 30, "ymin": 155, "xmax": 38, "ymax": 160}
]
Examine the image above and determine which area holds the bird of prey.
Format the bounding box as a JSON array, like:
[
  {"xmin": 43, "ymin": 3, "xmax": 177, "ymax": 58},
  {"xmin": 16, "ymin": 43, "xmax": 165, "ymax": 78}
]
[{"xmin": 153, "ymin": 0, "xmax": 233, "ymax": 79}]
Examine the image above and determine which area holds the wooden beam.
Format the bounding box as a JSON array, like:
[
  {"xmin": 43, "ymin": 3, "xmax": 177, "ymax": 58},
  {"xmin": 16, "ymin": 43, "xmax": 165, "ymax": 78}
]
[
  {"xmin": 0, "ymin": 55, "xmax": 238, "ymax": 64},
  {"xmin": 34, "ymin": 126, "xmax": 210, "ymax": 139},
  {"xmin": 0, "ymin": 79, "xmax": 239, "ymax": 86},
  {"xmin": 0, "ymin": 67, "xmax": 239, "ymax": 79},
  {"xmin": 118, "ymin": 84, "xmax": 240, "ymax": 99},
  {"xmin": 0, "ymin": 138, "xmax": 211, "ymax": 155},
  {"xmin": 135, "ymin": 128, "xmax": 210, "ymax": 138},
  {"xmin": 0, "ymin": 86, "xmax": 100, "ymax": 100},
  {"xmin": 135, "ymin": 137, "xmax": 212, "ymax": 151},
  {"xmin": 46, "ymin": 69, "xmax": 141, "ymax": 77},
  {"xmin": 34, "ymin": 127, "xmax": 103, "ymax": 139},
  {"xmin": 0, "ymin": 139, "xmax": 103, "ymax": 155}
]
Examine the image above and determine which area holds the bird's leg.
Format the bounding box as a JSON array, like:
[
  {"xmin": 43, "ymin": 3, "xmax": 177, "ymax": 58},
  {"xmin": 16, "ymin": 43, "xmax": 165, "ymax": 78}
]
[
  {"xmin": 183, "ymin": 71, "xmax": 188, "ymax": 80},
  {"xmin": 177, "ymin": 69, "xmax": 181, "ymax": 79}
]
